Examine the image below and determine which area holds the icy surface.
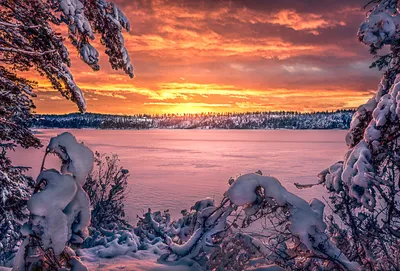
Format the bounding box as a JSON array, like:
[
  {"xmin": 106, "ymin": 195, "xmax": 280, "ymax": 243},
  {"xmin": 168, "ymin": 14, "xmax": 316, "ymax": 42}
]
[{"xmin": 11, "ymin": 130, "xmax": 347, "ymax": 221}]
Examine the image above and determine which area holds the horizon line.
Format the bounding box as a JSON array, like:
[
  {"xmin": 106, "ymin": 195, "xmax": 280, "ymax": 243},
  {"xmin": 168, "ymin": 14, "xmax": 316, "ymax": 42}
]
[{"xmin": 34, "ymin": 109, "xmax": 357, "ymax": 117}]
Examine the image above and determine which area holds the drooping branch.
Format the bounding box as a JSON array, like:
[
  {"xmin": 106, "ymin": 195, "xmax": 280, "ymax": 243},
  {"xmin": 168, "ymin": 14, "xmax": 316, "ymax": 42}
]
[
  {"xmin": 0, "ymin": 20, "xmax": 41, "ymax": 29},
  {"xmin": 0, "ymin": 46, "xmax": 56, "ymax": 55}
]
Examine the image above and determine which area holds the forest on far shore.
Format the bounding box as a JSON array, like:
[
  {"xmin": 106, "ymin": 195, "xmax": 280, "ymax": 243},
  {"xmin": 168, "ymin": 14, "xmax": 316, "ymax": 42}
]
[{"xmin": 32, "ymin": 110, "xmax": 355, "ymax": 130}]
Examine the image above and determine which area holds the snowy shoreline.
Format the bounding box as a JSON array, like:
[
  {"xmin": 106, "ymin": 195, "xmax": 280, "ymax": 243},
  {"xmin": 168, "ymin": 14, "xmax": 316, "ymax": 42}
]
[{"xmin": 32, "ymin": 127, "xmax": 348, "ymax": 131}]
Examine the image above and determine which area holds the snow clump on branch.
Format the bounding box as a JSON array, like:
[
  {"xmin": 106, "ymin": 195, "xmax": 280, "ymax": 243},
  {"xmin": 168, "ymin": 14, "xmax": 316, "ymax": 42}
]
[
  {"xmin": 13, "ymin": 132, "xmax": 93, "ymax": 270},
  {"xmin": 226, "ymin": 174, "xmax": 360, "ymax": 271}
]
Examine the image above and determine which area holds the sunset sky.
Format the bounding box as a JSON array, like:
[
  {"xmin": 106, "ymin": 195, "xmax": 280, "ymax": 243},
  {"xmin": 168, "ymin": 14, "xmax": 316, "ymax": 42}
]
[{"xmin": 33, "ymin": 0, "xmax": 381, "ymax": 114}]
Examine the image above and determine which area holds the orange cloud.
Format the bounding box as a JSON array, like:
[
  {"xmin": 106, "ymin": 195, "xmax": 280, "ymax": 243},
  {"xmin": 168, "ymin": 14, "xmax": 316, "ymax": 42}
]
[
  {"xmin": 23, "ymin": 0, "xmax": 379, "ymax": 115},
  {"xmin": 250, "ymin": 9, "xmax": 346, "ymax": 32},
  {"xmin": 124, "ymin": 3, "xmax": 353, "ymax": 62}
]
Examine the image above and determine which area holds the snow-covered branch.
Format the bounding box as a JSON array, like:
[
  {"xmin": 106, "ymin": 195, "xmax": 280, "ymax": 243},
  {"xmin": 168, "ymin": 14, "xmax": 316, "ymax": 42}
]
[
  {"xmin": 0, "ymin": 46, "xmax": 56, "ymax": 55},
  {"xmin": 0, "ymin": 0, "xmax": 134, "ymax": 113},
  {"xmin": 0, "ymin": 21, "xmax": 41, "ymax": 29}
]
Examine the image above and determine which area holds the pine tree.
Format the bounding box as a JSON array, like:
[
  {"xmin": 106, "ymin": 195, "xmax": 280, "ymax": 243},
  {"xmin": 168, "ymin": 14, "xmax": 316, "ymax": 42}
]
[
  {"xmin": 318, "ymin": 0, "xmax": 400, "ymax": 268},
  {"xmin": 0, "ymin": 0, "xmax": 134, "ymax": 266},
  {"xmin": 0, "ymin": 67, "xmax": 40, "ymax": 265},
  {"xmin": 0, "ymin": 145, "xmax": 35, "ymax": 266}
]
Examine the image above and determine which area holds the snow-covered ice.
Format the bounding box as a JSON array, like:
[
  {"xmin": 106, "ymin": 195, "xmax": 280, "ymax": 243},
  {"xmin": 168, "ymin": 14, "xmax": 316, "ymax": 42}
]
[{"xmin": 10, "ymin": 129, "xmax": 348, "ymax": 221}]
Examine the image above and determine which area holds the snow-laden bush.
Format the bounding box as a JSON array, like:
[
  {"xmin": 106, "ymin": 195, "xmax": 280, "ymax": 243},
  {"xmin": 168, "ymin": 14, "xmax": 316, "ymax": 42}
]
[
  {"xmin": 77, "ymin": 169, "xmax": 365, "ymax": 270},
  {"xmin": 83, "ymin": 152, "xmax": 130, "ymax": 229},
  {"xmin": 80, "ymin": 152, "xmax": 140, "ymax": 260},
  {"xmin": 13, "ymin": 132, "xmax": 93, "ymax": 271},
  {"xmin": 142, "ymin": 172, "xmax": 358, "ymax": 271},
  {"xmin": 80, "ymin": 222, "xmax": 141, "ymax": 259}
]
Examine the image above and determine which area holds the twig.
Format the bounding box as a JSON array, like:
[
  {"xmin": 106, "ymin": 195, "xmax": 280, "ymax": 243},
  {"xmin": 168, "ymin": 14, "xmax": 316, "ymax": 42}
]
[{"xmin": 40, "ymin": 150, "xmax": 49, "ymax": 172}]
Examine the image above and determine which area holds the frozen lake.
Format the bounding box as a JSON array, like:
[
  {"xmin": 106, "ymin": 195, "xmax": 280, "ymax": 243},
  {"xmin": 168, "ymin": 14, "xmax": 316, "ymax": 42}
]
[{"xmin": 10, "ymin": 129, "xmax": 348, "ymax": 222}]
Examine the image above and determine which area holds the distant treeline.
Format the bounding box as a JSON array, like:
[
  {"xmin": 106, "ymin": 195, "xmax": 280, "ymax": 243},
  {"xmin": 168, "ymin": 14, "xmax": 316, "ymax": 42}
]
[{"xmin": 31, "ymin": 110, "xmax": 355, "ymax": 130}]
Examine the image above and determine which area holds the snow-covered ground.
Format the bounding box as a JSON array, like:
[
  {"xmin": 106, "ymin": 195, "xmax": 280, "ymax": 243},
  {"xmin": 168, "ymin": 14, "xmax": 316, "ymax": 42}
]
[
  {"xmin": 81, "ymin": 251, "xmax": 195, "ymax": 271},
  {"xmin": 3, "ymin": 233, "xmax": 196, "ymax": 271},
  {"xmin": 10, "ymin": 129, "xmax": 347, "ymax": 222}
]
